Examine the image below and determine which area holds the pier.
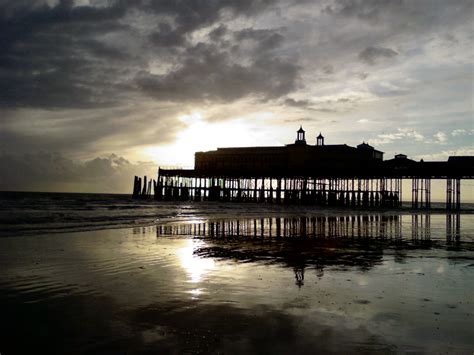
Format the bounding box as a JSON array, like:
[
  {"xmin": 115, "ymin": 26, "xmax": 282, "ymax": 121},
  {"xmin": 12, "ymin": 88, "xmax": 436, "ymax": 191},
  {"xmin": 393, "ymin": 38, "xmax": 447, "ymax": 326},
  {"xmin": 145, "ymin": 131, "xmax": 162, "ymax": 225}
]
[{"xmin": 133, "ymin": 128, "xmax": 473, "ymax": 209}]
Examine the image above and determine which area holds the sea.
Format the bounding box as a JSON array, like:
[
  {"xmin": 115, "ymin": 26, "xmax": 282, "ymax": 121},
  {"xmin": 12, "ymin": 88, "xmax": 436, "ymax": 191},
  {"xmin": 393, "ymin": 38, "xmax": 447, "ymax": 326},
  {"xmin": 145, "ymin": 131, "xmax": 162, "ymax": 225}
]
[
  {"xmin": 0, "ymin": 191, "xmax": 473, "ymax": 353},
  {"xmin": 1, "ymin": 191, "xmax": 473, "ymax": 239}
]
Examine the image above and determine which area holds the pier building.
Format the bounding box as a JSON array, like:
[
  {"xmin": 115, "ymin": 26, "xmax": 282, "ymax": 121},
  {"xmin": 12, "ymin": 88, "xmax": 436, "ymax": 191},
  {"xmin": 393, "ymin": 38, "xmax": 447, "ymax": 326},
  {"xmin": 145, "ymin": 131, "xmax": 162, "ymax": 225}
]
[
  {"xmin": 132, "ymin": 127, "xmax": 474, "ymax": 209},
  {"xmin": 194, "ymin": 127, "xmax": 383, "ymax": 177}
]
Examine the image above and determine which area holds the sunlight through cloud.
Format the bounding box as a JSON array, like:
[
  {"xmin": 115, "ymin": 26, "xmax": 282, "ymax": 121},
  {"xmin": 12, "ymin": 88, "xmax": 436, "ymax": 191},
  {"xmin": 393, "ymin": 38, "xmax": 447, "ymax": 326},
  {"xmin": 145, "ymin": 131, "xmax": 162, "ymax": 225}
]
[{"xmin": 146, "ymin": 112, "xmax": 260, "ymax": 167}]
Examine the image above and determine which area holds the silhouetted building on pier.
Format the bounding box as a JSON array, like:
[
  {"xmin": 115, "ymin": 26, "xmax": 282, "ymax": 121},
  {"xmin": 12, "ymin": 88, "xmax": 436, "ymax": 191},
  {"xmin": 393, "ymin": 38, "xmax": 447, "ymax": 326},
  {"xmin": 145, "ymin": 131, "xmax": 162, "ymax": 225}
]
[
  {"xmin": 195, "ymin": 127, "xmax": 384, "ymax": 177},
  {"xmin": 132, "ymin": 127, "xmax": 474, "ymax": 209}
]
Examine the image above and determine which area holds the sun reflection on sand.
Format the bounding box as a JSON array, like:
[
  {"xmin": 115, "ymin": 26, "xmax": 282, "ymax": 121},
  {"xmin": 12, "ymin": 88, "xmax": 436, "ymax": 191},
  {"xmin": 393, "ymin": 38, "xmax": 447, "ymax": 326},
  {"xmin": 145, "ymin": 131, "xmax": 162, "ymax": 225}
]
[{"xmin": 177, "ymin": 240, "xmax": 215, "ymax": 283}]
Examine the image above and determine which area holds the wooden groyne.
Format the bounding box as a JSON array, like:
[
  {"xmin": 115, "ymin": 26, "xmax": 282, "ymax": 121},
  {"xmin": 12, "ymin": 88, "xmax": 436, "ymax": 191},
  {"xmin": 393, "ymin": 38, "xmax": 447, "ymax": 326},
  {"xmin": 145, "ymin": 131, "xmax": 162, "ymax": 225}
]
[{"xmin": 132, "ymin": 175, "xmax": 154, "ymax": 198}]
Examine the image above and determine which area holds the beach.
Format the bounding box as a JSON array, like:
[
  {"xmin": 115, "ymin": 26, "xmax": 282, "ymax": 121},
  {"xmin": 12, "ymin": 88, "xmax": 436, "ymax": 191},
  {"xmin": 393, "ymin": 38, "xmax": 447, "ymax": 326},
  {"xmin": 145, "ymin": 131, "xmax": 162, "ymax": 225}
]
[{"xmin": 0, "ymin": 192, "xmax": 473, "ymax": 354}]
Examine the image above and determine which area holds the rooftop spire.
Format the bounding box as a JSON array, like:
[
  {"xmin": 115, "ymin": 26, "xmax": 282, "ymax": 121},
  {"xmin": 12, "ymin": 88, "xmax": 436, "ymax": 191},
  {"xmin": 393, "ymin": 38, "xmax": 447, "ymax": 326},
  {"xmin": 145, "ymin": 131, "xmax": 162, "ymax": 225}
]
[
  {"xmin": 295, "ymin": 126, "xmax": 306, "ymax": 144},
  {"xmin": 317, "ymin": 132, "xmax": 324, "ymax": 146}
]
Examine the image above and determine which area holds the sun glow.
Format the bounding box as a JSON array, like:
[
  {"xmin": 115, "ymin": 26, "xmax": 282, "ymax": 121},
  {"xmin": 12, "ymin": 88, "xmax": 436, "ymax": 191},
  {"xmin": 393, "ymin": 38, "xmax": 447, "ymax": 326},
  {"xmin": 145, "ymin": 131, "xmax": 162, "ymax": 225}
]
[{"xmin": 144, "ymin": 112, "xmax": 261, "ymax": 167}]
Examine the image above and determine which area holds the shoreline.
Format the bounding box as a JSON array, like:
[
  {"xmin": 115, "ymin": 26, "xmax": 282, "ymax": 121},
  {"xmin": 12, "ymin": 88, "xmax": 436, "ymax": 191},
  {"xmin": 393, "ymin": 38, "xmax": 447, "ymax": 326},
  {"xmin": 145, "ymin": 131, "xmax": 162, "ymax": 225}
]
[{"xmin": 2, "ymin": 203, "xmax": 473, "ymax": 239}]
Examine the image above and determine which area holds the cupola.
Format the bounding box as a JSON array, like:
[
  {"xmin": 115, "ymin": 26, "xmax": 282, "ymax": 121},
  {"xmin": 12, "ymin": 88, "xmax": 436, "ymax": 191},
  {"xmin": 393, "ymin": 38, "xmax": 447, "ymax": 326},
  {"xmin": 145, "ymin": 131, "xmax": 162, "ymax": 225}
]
[
  {"xmin": 295, "ymin": 126, "xmax": 306, "ymax": 145},
  {"xmin": 316, "ymin": 132, "xmax": 324, "ymax": 146}
]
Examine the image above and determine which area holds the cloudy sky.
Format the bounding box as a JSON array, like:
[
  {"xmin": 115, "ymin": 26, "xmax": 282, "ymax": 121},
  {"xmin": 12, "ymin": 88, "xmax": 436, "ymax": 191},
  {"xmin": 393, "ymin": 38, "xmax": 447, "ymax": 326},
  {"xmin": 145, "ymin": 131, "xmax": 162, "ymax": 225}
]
[{"xmin": 0, "ymin": 0, "xmax": 472, "ymax": 193}]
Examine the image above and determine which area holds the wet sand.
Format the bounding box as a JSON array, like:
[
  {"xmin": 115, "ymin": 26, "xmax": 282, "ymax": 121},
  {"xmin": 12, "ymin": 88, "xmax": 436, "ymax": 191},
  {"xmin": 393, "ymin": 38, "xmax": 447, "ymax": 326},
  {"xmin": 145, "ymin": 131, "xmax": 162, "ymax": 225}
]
[{"xmin": 0, "ymin": 214, "xmax": 473, "ymax": 354}]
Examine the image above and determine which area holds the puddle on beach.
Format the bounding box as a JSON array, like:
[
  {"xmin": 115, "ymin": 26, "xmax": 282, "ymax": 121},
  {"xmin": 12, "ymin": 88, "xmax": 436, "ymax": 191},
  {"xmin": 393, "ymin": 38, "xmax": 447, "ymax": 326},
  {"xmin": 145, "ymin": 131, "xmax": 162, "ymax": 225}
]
[{"xmin": 0, "ymin": 212, "xmax": 473, "ymax": 353}]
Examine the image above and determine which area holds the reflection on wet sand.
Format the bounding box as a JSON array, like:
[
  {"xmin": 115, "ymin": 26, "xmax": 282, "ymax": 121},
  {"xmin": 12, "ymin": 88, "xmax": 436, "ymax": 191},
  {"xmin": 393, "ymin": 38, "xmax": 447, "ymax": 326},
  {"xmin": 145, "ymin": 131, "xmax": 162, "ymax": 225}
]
[
  {"xmin": 155, "ymin": 213, "xmax": 468, "ymax": 288},
  {"xmin": 446, "ymin": 213, "xmax": 461, "ymax": 241},
  {"xmin": 156, "ymin": 213, "xmax": 463, "ymax": 242},
  {"xmin": 1, "ymin": 213, "xmax": 472, "ymax": 354}
]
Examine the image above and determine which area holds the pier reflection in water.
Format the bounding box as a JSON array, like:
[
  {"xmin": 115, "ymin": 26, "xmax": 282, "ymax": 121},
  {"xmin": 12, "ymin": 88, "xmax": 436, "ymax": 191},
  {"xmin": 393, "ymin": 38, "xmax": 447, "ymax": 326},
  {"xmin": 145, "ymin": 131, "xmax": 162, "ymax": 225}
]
[
  {"xmin": 156, "ymin": 213, "xmax": 467, "ymax": 287},
  {"xmin": 156, "ymin": 213, "xmax": 463, "ymax": 242}
]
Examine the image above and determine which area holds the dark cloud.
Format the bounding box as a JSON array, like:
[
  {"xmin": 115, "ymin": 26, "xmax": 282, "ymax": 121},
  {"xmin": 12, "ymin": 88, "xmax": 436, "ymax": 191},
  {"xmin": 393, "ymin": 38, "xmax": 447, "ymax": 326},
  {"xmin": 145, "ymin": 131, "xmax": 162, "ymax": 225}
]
[
  {"xmin": 234, "ymin": 27, "xmax": 285, "ymax": 51},
  {"xmin": 0, "ymin": 0, "xmax": 134, "ymax": 109},
  {"xmin": 284, "ymin": 98, "xmax": 311, "ymax": 108},
  {"xmin": 283, "ymin": 98, "xmax": 338, "ymax": 113},
  {"xmin": 0, "ymin": 0, "xmax": 281, "ymax": 109},
  {"xmin": 0, "ymin": 151, "xmax": 156, "ymax": 193},
  {"xmin": 323, "ymin": 0, "xmax": 403, "ymax": 24},
  {"xmin": 138, "ymin": 24, "xmax": 295, "ymax": 103},
  {"xmin": 137, "ymin": 40, "xmax": 299, "ymax": 102},
  {"xmin": 149, "ymin": 23, "xmax": 187, "ymax": 48},
  {"xmin": 143, "ymin": 0, "xmax": 279, "ymax": 54},
  {"xmin": 0, "ymin": 105, "xmax": 183, "ymax": 156},
  {"xmin": 209, "ymin": 24, "xmax": 228, "ymax": 42},
  {"xmin": 358, "ymin": 46, "xmax": 397, "ymax": 65},
  {"xmin": 324, "ymin": 0, "xmax": 473, "ymax": 34},
  {"xmin": 321, "ymin": 65, "xmax": 334, "ymax": 74},
  {"xmin": 144, "ymin": 0, "xmax": 275, "ymax": 34}
]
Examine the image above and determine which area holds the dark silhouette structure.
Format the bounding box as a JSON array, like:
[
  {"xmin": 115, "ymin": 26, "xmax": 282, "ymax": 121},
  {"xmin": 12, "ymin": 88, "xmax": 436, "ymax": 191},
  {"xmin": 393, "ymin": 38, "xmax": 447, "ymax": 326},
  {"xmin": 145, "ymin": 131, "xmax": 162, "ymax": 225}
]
[
  {"xmin": 194, "ymin": 127, "xmax": 383, "ymax": 177},
  {"xmin": 133, "ymin": 127, "xmax": 473, "ymax": 209}
]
